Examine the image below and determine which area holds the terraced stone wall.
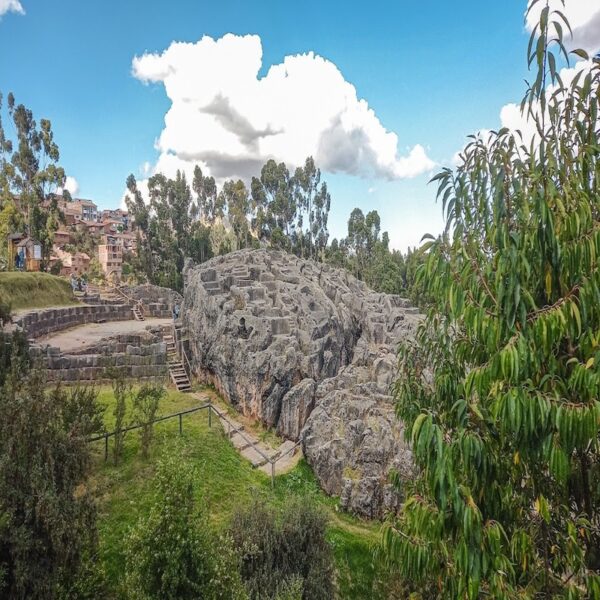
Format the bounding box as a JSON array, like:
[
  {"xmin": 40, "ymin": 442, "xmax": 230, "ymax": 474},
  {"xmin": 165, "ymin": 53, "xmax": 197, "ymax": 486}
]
[{"xmin": 15, "ymin": 304, "xmax": 133, "ymax": 339}]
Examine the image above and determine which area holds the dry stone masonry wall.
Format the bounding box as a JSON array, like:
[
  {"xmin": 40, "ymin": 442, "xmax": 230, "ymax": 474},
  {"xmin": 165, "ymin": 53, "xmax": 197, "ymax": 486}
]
[
  {"xmin": 31, "ymin": 331, "xmax": 169, "ymax": 383},
  {"xmin": 182, "ymin": 249, "xmax": 419, "ymax": 517},
  {"xmin": 15, "ymin": 304, "xmax": 133, "ymax": 339}
]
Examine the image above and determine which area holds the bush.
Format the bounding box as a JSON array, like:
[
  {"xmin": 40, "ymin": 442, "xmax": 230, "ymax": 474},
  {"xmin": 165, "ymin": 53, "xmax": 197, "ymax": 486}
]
[
  {"xmin": 0, "ymin": 366, "xmax": 103, "ymax": 598},
  {"xmin": 132, "ymin": 384, "xmax": 165, "ymax": 458},
  {"xmin": 230, "ymin": 497, "xmax": 335, "ymax": 600},
  {"xmin": 124, "ymin": 449, "xmax": 247, "ymax": 600}
]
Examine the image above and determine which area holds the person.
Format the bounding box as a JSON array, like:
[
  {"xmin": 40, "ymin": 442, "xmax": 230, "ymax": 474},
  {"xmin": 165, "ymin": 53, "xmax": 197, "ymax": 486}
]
[{"xmin": 174, "ymin": 304, "xmax": 180, "ymax": 320}]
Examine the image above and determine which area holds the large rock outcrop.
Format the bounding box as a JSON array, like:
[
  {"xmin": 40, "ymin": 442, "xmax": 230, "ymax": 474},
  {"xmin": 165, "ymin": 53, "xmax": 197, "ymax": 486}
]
[{"xmin": 182, "ymin": 249, "xmax": 419, "ymax": 516}]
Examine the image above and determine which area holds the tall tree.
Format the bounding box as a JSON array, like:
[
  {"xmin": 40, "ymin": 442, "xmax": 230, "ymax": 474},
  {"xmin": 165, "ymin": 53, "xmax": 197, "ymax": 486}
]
[
  {"xmin": 384, "ymin": 5, "xmax": 600, "ymax": 598},
  {"xmin": 192, "ymin": 165, "xmax": 220, "ymax": 224},
  {"xmin": 221, "ymin": 179, "xmax": 251, "ymax": 248},
  {"xmin": 0, "ymin": 92, "xmax": 68, "ymax": 266}
]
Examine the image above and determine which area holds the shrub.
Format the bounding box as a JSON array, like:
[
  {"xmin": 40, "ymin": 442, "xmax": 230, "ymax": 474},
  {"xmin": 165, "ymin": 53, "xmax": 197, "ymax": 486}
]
[
  {"xmin": 230, "ymin": 497, "xmax": 335, "ymax": 600},
  {"xmin": 0, "ymin": 365, "xmax": 103, "ymax": 598},
  {"xmin": 124, "ymin": 449, "xmax": 247, "ymax": 600},
  {"xmin": 132, "ymin": 384, "xmax": 165, "ymax": 458}
]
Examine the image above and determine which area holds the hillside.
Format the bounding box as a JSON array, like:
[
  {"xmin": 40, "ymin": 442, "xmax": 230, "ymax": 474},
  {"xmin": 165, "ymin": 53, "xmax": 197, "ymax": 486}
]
[
  {"xmin": 92, "ymin": 385, "xmax": 384, "ymax": 599},
  {"xmin": 0, "ymin": 272, "xmax": 76, "ymax": 310}
]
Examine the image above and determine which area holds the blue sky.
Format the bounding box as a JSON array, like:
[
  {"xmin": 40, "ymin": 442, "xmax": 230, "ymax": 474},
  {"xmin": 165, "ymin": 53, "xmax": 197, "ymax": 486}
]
[{"xmin": 0, "ymin": 0, "xmax": 592, "ymax": 250}]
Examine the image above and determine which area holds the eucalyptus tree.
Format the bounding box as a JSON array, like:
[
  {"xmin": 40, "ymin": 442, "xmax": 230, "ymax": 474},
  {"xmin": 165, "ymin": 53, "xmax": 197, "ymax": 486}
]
[
  {"xmin": 221, "ymin": 179, "xmax": 251, "ymax": 248},
  {"xmin": 385, "ymin": 3, "xmax": 600, "ymax": 598},
  {"xmin": 0, "ymin": 92, "xmax": 68, "ymax": 265},
  {"xmin": 192, "ymin": 165, "xmax": 220, "ymax": 223}
]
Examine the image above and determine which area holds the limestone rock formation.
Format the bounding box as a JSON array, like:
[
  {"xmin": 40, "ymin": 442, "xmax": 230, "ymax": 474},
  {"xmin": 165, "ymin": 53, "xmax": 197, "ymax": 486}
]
[{"xmin": 182, "ymin": 249, "xmax": 419, "ymax": 516}]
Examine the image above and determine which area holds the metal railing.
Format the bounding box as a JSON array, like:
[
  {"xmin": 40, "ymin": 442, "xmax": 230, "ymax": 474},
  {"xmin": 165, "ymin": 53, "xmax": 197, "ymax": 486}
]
[{"xmin": 88, "ymin": 401, "xmax": 302, "ymax": 487}]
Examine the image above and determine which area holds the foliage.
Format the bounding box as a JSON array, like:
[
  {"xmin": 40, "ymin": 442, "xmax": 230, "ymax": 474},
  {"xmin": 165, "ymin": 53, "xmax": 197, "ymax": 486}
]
[
  {"xmin": 0, "ymin": 92, "xmax": 69, "ymax": 264},
  {"xmin": 0, "ymin": 329, "xmax": 29, "ymax": 387},
  {"xmin": 229, "ymin": 497, "xmax": 335, "ymax": 600},
  {"xmin": 385, "ymin": 4, "xmax": 600, "ymax": 598},
  {"xmin": 0, "ymin": 357, "xmax": 102, "ymax": 598},
  {"xmin": 326, "ymin": 209, "xmax": 426, "ymax": 301},
  {"xmin": 124, "ymin": 448, "xmax": 247, "ymax": 600},
  {"xmin": 125, "ymin": 171, "xmax": 214, "ymax": 291},
  {"xmin": 108, "ymin": 368, "xmax": 131, "ymax": 466},
  {"xmin": 132, "ymin": 383, "xmax": 165, "ymax": 459}
]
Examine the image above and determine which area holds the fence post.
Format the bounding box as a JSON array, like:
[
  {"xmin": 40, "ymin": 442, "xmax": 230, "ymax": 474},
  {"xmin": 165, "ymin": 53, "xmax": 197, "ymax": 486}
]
[
  {"xmin": 179, "ymin": 413, "xmax": 183, "ymax": 435},
  {"xmin": 208, "ymin": 405, "xmax": 212, "ymax": 428},
  {"xmin": 271, "ymin": 460, "xmax": 275, "ymax": 488},
  {"xmin": 104, "ymin": 434, "xmax": 108, "ymax": 462}
]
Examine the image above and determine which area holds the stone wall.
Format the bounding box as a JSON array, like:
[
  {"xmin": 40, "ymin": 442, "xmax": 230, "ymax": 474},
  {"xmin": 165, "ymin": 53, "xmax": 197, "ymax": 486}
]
[
  {"xmin": 120, "ymin": 284, "xmax": 182, "ymax": 318},
  {"xmin": 31, "ymin": 335, "xmax": 168, "ymax": 383},
  {"xmin": 15, "ymin": 304, "xmax": 133, "ymax": 339}
]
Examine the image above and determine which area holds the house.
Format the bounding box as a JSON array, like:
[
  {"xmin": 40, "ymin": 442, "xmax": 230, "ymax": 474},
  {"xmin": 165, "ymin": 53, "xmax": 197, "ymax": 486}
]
[
  {"xmin": 98, "ymin": 234, "xmax": 123, "ymax": 281},
  {"xmin": 54, "ymin": 196, "xmax": 98, "ymax": 223},
  {"xmin": 86, "ymin": 221, "xmax": 106, "ymax": 236},
  {"xmin": 8, "ymin": 234, "xmax": 42, "ymax": 271},
  {"xmin": 53, "ymin": 229, "xmax": 72, "ymax": 247},
  {"xmin": 51, "ymin": 246, "xmax": 90, "ymax": 276},
  {"xmin": 101, "ymin": 208, "xmax": 129, "ymax": 229},
  {"xmin": 78, "ymin": 199, "xmax": 98, "ymax": 222}
]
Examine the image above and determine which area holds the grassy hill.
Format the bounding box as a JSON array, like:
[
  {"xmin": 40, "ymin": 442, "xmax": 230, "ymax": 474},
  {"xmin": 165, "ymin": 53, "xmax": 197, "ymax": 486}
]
[
  {"xmin": 0, "ymin": 271, "xmax": 77, "ymax": 311},
  {"xmin": 92, "ymin": 385, "xmax": 384, "ymax": 598}
]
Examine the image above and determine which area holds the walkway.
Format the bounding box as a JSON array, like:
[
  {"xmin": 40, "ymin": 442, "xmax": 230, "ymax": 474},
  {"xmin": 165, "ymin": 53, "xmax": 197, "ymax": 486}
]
[
  {"xmin": 37, "ymin": 317, "xmax": 172, "ymax": 352},
  {"xmin": 192, "ymin": 392, "xmax": 303, "ymax": 476}
]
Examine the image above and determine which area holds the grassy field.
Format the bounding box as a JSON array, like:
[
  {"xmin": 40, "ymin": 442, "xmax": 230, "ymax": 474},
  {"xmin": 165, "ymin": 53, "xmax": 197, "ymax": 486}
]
[
  {"xmin": 0, "ymin": 271, "xmax": 76, "ymax": 310},
  {"xmin": 91, "ymin": 385, "xmax": 384, "ymax": 599}
]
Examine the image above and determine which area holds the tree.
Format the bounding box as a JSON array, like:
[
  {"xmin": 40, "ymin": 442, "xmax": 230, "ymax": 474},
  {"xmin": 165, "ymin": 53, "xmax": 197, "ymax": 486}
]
[
  {"xmin": 0, "ymin": 92, "xmax": 68, "ymax": 266},
  {"xmin": 193, "ymin": 165, "xmax": 220, "ymax": 224},
  {"xmin": 132, "ymin": 384, "xmax": 165, "ymax": 459},
  {"xmin": 221, "ymin": 179, "xmax": 251, "ymax": 249},
  {"xmin": 0, "ymin": 353, "xmax": 103, "ymax": 598},
  {"xmin": 110, "ymin": 369, "xmax": 131, "ymax": 466},
  {"xmin": 124, "ymin": 449, "xmax": 247, "ymax": 600},
  {"xmin": 384, "ymin": 5, "xmax": 600, "ymax": 598}
]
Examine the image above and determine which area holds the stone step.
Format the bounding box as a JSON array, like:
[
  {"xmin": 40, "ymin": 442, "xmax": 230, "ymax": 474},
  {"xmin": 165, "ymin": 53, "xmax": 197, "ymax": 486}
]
[
  {"xmin": 241, "ymin": 445, "xmax": 269, "ymax": 468},
  {"xmin": 230, "ymin": 431, "xmax": 252, "ymax": 451},
  {"xmin": 278, "ymin": 439, "xmax": 298, "ymax": 458}
]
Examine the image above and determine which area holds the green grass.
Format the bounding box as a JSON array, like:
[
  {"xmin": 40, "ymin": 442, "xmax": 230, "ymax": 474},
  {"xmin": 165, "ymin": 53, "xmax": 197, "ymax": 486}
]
[
  {"xmin": 91, "ymin": 385, "xmax": 384, "ymax": 599},
  {"xmin": 0, "ymin": 271, "xmax": 76, "ymax": 310}
]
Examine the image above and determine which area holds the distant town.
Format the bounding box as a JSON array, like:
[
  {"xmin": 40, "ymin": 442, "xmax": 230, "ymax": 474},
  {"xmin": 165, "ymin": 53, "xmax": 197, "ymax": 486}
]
[{"xmin": 9, "ymin": 196, "xmax": 136, "ymax": 282}]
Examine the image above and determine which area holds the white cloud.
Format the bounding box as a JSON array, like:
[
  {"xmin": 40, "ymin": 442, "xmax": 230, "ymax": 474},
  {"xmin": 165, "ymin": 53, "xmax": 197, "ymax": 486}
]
[
  {"xmin": 57, "ymin": 175, "xmax": 79, "ymax": 197},
  {"xmin": 132, "ymin": 33, "xmax": 434, "ymax": 185},
  {"xmin": 526, "ymin": 0, "xmax": 600, "ymax": 54},
  {"xmin": 0, "ymin": 0, "xmax": 24, "ymax": 17},
  {"xmin": 498, "ymin": 59, "xmax": 593, "ymax": 144}
]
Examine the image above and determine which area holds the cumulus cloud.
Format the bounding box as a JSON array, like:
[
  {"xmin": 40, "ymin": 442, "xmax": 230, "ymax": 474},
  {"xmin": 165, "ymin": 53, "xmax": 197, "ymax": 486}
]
[
  {"xmin": 0, "ymin": 0, "xmax": 24, "ymax": 17},
  {"xmin": 57, "ymin": 176, "xmax": 80, "ymax": 197},
  {"xmin": 132, "ymin": 33, "xmax": 434, "ymax": 184},
  {"xmin": 526, "ymin": 0, "xmax": 600, "ymax": 54},
  {"xmin": 64, "ymin": 176, "xmax": 79, "ymax": 196}
]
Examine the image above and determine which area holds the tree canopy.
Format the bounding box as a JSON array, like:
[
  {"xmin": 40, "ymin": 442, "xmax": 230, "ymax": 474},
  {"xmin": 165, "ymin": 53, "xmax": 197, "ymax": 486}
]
[{"xmin": 385, "ymin": 3, "xmax": 600, "ymax": 598}]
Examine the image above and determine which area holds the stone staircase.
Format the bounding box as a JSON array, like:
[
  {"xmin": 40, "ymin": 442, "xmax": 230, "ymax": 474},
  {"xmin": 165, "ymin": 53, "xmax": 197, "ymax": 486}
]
[
  {"xmin": 201, "ymin": 395, "xmax": 301, "ymax": 473},
  {"xmin": 164, "ymin": 334, "xmax": 192, "ymax": 392},
  {"xmin": 132, "ymin": 304, "xmax": 145, "ymax": 321}
]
